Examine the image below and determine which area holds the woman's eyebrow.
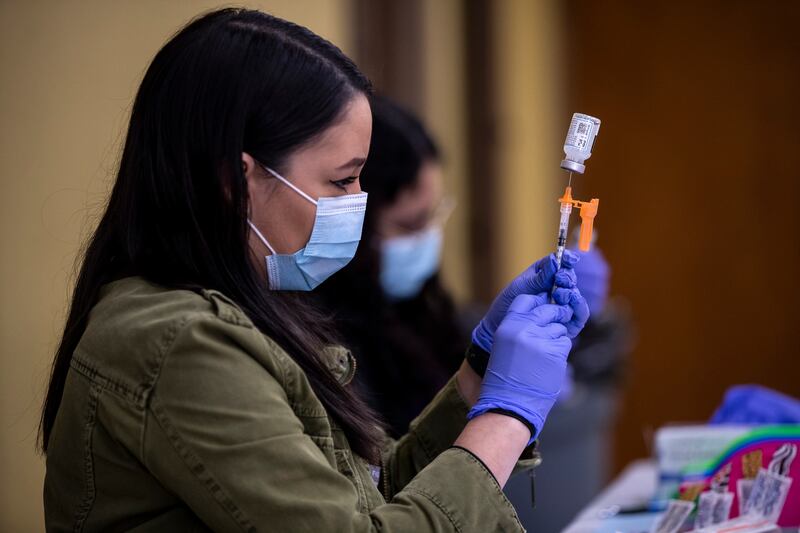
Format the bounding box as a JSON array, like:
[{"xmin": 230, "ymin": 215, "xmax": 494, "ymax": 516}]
[{"xmin": 336, "ymin": 157, "xmax": 367, "ymax": 171}]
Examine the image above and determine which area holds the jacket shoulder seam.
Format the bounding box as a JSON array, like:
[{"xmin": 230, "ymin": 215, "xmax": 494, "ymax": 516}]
[
  {"xmin": 253, "ymin": 332, "xmax": 292, "ymax": 399},
  {"xmin": 70, "ymin": 311, "xmax": 206, "ymax": 408},
  {"xmin": 71, "ymin": 354, "xmax": 146, "ymax": 406},
  {"xmin": 201, "ymin": 289, "xmax": 254, "ymax": 327},
  {"xmin": 141, "ymin": 312, "xmax": 257, "ymax": 460}
]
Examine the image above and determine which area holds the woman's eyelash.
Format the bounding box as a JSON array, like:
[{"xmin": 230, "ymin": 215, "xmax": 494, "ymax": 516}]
[{"xmin": 330, "ymin": 176, "xmax": 358, "ymax": 189}]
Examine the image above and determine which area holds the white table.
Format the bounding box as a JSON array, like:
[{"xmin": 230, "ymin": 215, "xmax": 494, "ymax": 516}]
[{"xmin": 563, "ymin": 459, "xmax": 659, "ymax": 533}]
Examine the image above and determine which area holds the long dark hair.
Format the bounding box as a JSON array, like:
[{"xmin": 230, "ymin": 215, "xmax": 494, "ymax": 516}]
[
  {"xmin": 40, "ymin": 8, "xmax": 383, "ymax": 461},
  {"xmin": 315, "ymin": 96, "xmax": 465, "ymax": 437},
  {"xmin": 361, "ymin": 95, "xmax": 441, "ymax": 212}
]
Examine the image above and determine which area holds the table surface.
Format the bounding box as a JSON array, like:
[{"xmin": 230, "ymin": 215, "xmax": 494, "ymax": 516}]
[
  {"xmin": 562, "ymin": 460, "xmax": 798, "ymax": 533},
  {"xmin": 563, "ymin": 459, "xmax": 659, "ymax": 533}
]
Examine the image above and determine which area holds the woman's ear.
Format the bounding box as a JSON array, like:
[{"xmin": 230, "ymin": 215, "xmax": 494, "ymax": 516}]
[
  {"xmin": 241, "ymin": 153, "xmax": 258, "ymax": 217},
  {"xmin": 242, "ymin": 152, "xmax": 257, "ymax": 183}
]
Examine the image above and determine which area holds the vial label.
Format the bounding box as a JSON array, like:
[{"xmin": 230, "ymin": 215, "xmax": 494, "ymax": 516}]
[{"xmin": 565, "ymin": 117, "xmax": 596, "ymax": 152}]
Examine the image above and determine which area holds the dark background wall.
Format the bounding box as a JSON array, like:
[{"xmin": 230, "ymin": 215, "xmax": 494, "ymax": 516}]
[{"xmin": 562, "ymin": 0, "xmax": 800, "ymax": 470}]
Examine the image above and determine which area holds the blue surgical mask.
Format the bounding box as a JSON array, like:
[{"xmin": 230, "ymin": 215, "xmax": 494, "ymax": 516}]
[
  {"xmin": 248, "ymin": 166, "xmax": 367, "ymax": 291},
  {"xmin": 380, "ymin": 226, "xmax": 443, "ymax": 300}
]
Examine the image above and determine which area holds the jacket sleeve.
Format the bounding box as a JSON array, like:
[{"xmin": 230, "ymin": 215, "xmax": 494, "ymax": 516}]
[
  {"xmin": 381, "ymin": 375, "xmax": 472, "ymax": 497},
  {"xmin": 142, "ymin": 314, "xmax": 523, "ymax": 533},
  {"xmin": 381, "ymin": 370, "xmax": 542, "ymax": 500}
]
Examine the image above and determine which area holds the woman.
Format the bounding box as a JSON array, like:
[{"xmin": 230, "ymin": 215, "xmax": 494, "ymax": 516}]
[{"xmin": 40, "ymin": 9, "xmax": 588, "ymax": 532}]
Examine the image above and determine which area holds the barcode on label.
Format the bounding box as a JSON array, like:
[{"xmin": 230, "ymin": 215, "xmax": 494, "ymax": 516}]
[{"xmin": 577, "ymin": 122, "xmax": 589, "ymax": 135}]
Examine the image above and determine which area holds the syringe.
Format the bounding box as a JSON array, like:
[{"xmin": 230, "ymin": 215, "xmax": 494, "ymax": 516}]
[
  {"xmin": 555, "ymin": 193, "xmax": 573, "ymax": 268},
  {"xmin": 555, "ymin": 113, "xmax": 602, "ymax": 268}
]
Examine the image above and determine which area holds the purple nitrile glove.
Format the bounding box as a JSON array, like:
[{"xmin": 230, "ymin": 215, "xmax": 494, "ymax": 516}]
[
  {"xmin": 710, "ymin": 385, "xmax": 800, "ymax": 425},
  {"xmin": 468, "ymin": 288, "xmax": 590, "ymax": 443},
  {"xmin": 472, "ymin": 251, "xmax": 581, "ymax": 353},
  {"xmin": 569, "ymin": 243, "xmax": 610, "ymax": 316},
  {"xmin": 552, "ymin": 279, "xmax": 591, "ymax": 339}
]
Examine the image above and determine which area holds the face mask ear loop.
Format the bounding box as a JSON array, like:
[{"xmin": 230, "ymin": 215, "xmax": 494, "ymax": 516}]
[
  {"xmin": 247, "ymin": 220, "xmax": 277, "ymax": 255},
  {"xmin": 261, "ymin": 165, "xmax": 318, "ymax": 206}
]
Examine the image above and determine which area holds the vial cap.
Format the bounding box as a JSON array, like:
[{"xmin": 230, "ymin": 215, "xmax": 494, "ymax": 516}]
[{"xmin": 560, "ymin": 159, "xmax": 585, "ymax": 174}]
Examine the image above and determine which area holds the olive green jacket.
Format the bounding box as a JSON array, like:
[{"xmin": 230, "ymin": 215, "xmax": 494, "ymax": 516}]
[{"xmin": 44, "ymin": 277, "xmax": 533, "ymax": 532}]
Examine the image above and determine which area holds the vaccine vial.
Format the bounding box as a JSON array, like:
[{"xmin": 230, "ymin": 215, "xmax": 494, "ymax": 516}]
[{"xmin": 560, "ymin": 113, "xmax": 601, "ymax": 174}]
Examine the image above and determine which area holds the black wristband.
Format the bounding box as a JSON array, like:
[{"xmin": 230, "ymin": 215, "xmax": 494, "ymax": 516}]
[
  {"xmin": 485, "ymin": 408, "xmax": 536, "ymax": 437},
  {"xmin": 465, "ymin": 342, "xmax": 490, "ymax": 377}
]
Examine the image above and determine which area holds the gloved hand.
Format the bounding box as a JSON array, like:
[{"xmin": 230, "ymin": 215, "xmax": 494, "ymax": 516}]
[
  {"xmin": 467, "ymin": 288, "xmax": 589, "ymax": 443},
  {"xmin": 472, "ymin": 251, "xmax": 582, "ymax": 353},
  {"xmin": 551, "ymin": 274, "xmax": 590, "ymax": 339},
  {"xmin": 569, "ymin": 242, "xmax": 610, "ymax": 316},
  {"xmin": 710, "ymin": 385, "xmax": 800, "ymax": 424}
]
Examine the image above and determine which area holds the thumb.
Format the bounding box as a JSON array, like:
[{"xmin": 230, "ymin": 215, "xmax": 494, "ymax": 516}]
[
  {"xmin": 530, "ymin": 304, "xmax": 574, "ymax": 326},
  {"xmin": 506, "ymin": 292, "xmax": 550, "ymax": 315},
  {"xmin": 522, "ymin": 254, "xmax": 557, "ymax": 294},
  {"xmin": 567, "ymin": 289, "xmax": 590, "ymax": 335},
  {"xmin": 560, "ymin": 249, "xmax": 581, "ymax": 269}
]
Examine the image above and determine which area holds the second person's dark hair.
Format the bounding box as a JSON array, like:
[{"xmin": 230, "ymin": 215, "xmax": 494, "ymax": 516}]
[
  {"xmin": 40, "ymin": 8, "xmax": 383, "ymax": 460},
  {"xmin": 360, "ymin": 95, "xmax": 440, "ymax": 208}
]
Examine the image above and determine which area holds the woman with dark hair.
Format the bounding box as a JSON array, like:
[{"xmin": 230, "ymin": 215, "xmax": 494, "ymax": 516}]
[{"xmin": 40, "ymin": 9, "xmax": 588, "ymax": 532}]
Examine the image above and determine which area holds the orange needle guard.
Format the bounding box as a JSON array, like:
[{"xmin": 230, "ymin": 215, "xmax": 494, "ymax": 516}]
[{"xmin": 558, "ymin": 186, "xmax": 600, "ymax": 251}]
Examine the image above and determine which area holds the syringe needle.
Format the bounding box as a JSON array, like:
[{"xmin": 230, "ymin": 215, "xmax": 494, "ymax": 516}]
[{"xmin": 568, "ymin": 171, "xmax": 573, "ymax": 188}]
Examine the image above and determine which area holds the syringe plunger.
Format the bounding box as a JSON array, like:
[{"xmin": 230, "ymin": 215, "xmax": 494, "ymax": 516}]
[{"xmin": 555, "ymin": 202, "xmax": 572, "ymax": 267}]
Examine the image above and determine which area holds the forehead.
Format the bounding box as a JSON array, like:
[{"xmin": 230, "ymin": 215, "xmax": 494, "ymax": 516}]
[
  {"xmin": 384, "ymin": 161, "xmax": 443, "ymax": 219},
  {"xmin": 286, "ymin": 93, "xmax": 372, "ymax": 172}
]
